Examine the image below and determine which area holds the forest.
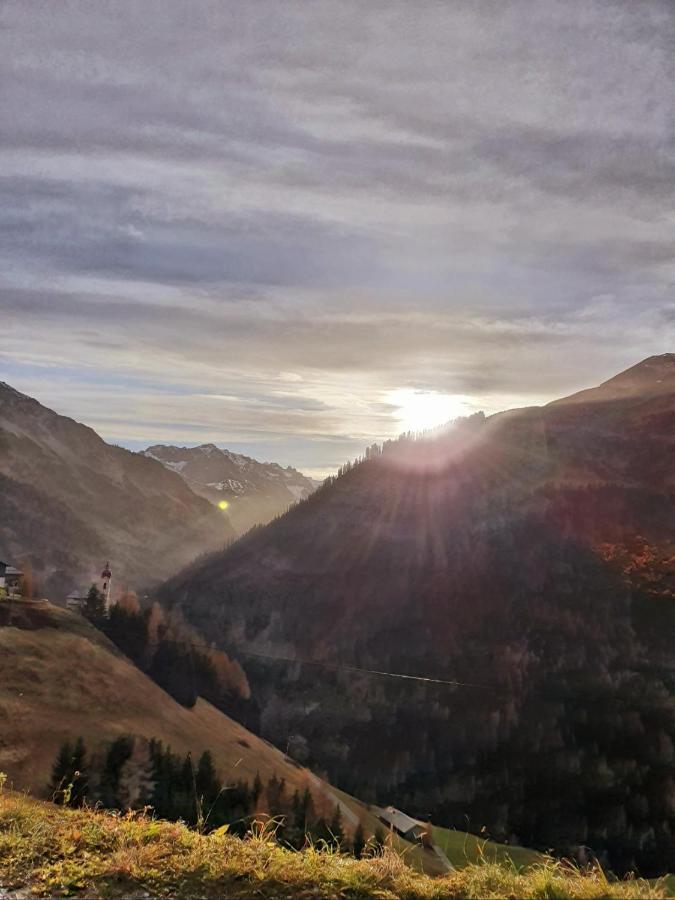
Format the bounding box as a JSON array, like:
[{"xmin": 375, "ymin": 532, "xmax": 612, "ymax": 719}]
[
  {"xmin": 157, "ymin": 403, "xmax": 675, "ymax": 878},
  {"xmin": 83, "ymin": 588, "xmax": 250, "ymax": 716},
  {"xmin": 49, "ymin": 734, "xmax": 374, "ymax": 856}
]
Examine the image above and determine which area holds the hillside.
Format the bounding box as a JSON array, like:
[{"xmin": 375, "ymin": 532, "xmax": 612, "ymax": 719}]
[
  {"xmin": 157, "ymin": 356, "xmax": 675, "ymax": 877},
  {"xmin": 0, "ymin": 792, "xmax": 666, "ymax": 899},
  {"xmin": 0, "ymin": 602, "xmax": 320, "ymax": 798},
  {"xmin": 144, "ymin": 443, "xmax": 317, "ymax": 534},
  {"xmin": 0, "ymin": 383, "xmax": 235, "ymax": 600},
  {"xmin": 0, "ymin": 600, "xmax": 460, "ymax": 877}
]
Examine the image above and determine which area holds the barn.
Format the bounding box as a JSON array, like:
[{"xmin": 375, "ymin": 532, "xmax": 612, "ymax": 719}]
[{"xmin": 375, "ymin": 806, "xmax": 428, "ymax": 842}]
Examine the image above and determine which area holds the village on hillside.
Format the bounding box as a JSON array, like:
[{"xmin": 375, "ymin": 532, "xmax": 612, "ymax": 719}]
[
  {"xmin": 0, "ymin": 560, "xmax": 24, "ymax": 600},
  {"xmin": 0, "ymin": 558, "xmax": 116, "ymax": 616}
]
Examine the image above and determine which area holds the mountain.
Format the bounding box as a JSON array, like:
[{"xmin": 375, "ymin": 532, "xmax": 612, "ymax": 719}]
[
  {"xmin": 553, "ymin": 352, "xmax": 675, "ymax": 407},
  {"xmin": 157, "ymin": 355, "xmax": 675, "ymax": 876},
  {"xmin": 0, "ymin": 383, "xmax": 235, "ymax": 601},
  {"xmin": 143, "ymin": 443, "xmax": 318, "ymax": 533}
]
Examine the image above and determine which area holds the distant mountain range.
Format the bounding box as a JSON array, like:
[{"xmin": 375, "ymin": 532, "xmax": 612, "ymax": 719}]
[
  {"xmin": 158, "ymin": 355, "xmax": 675, "ymax": 876},
  {"xmin": 0, "ymin": 383, "xmax": 319, "ymax": 599},
  {"xmin": 0, "ymin": 382, "xmax": 234, "ymax": 600},
  {"xmin": 143, "ymin": 443, "xmax": 318, "ymax": 534}
]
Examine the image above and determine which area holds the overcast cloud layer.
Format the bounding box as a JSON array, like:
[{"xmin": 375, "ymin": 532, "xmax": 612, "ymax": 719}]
[{"xmin": 1, "ymin": 0, "xmax": 673, "ymax": 474}]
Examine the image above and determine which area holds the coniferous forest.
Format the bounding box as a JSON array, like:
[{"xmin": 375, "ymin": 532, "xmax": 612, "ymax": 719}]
[
  {"xmin": 158, "ymin": 379, "xmax": 675, "ymax": 877},
  {"xmin": 48, "ymin": 735, "xmax": 376, "ymax": 856}
]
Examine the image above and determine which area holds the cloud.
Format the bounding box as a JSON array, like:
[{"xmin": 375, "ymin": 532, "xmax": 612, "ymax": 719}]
[{"xmin": 1, "ymin": 0, "xmax": 673, "ymax": 473}]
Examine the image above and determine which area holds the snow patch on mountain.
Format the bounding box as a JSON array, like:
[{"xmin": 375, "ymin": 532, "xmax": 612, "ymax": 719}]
[{"xmin": 142, "ymin": 443, "xmax": 318, "ymax": 533}]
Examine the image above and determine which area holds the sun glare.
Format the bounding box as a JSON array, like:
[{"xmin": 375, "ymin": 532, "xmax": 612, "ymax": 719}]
[{"xmin": 389, "ymin": 389, "xmax": 470, "ymax": 433}]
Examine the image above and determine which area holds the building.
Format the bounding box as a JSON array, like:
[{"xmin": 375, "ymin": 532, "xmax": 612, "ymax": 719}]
[
  {"xmin": 67, "ymin": 561, "xmax": 115, "ymax": 615},
  {"xmin": 100, "ymin": 561, "xmax": 113, "ymax": 613},
  {"xmin": 66, "ymin": 591, "xmax": 88, "ymax": 613},
  {"xmin": 375, "ymin": 806, "xmax": 428, "ymax": 842},
  {"xmin": 0, "ymin": 560, "xmax": 24, "ymax": 599}
]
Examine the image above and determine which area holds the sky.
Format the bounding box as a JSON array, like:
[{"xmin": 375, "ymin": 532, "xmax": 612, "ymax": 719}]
[{"xmin": 1, "ymin": 1, "xmax": 673, "ymax": 477}]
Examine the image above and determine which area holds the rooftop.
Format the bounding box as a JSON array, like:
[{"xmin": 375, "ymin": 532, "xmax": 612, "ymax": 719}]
[{"xmin": 377, "ymin": 806, "xmax": 425, "ymax": 834}]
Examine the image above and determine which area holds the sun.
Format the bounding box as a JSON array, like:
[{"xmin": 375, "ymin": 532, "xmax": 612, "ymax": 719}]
[{"xmin": 389, "ymin": 388, "xmax": 470, "ymax": 433}]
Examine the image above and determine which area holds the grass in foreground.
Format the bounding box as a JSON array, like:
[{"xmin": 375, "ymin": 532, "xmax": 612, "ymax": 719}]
[{"xmin": 0, "ymin": 791, "xmax": 667, "ymax": 899}]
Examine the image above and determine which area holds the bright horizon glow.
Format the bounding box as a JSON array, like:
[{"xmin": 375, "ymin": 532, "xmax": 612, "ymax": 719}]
[{"xmin": 389, "ymin": 389, "xmax": 471, "ymax": 434}]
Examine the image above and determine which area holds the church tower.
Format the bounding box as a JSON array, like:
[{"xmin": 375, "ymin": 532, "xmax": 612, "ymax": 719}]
[{"xmin": 100, "ymin": 561, "xmax": 113, "ymax": 614}]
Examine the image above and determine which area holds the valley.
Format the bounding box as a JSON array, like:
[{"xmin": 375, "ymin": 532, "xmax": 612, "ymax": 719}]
[
  {"xmin": 1, "ymin": 356, "xmax": 674, "ymax": 883},
  {"xmin": 3, "ymin": 4, "xmax": 672, "ymax": 892}
]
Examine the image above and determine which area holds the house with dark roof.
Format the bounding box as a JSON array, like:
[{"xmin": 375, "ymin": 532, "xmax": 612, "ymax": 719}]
[
  {"xmin": 375, "ymin": 806, "xmax": 428, "ymax": 842},
  {"xmin": 0, "ymin": 560, "xmax": 24, "ymax": 598}
]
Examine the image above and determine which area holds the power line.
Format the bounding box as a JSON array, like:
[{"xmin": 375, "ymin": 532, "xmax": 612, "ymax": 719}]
[
  {"xmin": 156, "ymin": 636, "xmax": 491, "ymax": 689},
  {"xmin": 236, "ymin": 648, "xmax": 490, "ymax": 690},
  {"xmin": 153, "ymin": 636, "xmax": 675, "ymax": 706}
]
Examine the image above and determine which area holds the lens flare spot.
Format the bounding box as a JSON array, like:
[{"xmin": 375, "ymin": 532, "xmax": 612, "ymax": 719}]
[{"xmin": 218, "ymin": 500, "xmax": 230, "ymax": 511}]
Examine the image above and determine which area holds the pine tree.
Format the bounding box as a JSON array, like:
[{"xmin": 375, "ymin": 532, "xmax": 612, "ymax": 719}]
[
  {"xmin": 85, "ymin": 584, "xmax": 105, "ymax": 621},
  {"xmin": 300, "ymin": 787, "xmax": 313, "ymax": 828},
  {"xmin": 251, "ymin": 771, "xmax": 263, "ymax": 804},
  {"xmin": 328, "ymin": 803, "xmax": 344, "ymax": 850},
  {"xmin": 50, "ymin": 737, "xmax": 87, "ymax": 806},
  {"xmin": 117, "ymin": 739, "xmax": 155, "ymax": 810},
  {"xmin": 291, "ymin": 789, "xmax": 302, "ymax": 829},
  {"xmin": 352, "ymin": 822, "xmax": 366, "ymax": 858},
  {"xmin": 176, "ymin": 753, "xmax": 198, "ymax": 824},
  {"xmin": 313, "ymin": 816, "xmax": 331, "ymax": 846},
  {"xmin": 69, "ymin": 737, "xmax": 88, "ymax": 807},
  {"xmin": 372, "ymin": 826, "xmax": 386, "ymax": 852},
  {"xmin": 196, "ymin": 751, "xmax": 218, "ymax": 802},
  {"xmin": 149, "ymin": 640, "xmax": 197, "ymax": 707},
  {"xmin": 99, "ymin": 736, "xmax": 134, "ymax": 808},
  {"xmin": 149, "ymin": 741, "xmax": 177, "ymax": 819},
  {"xmin": 284, "ymin": 789, "xmax": 305, "ymax": 849},
  {"xmin": 105, "ymin": 604, "xmax": 147, "ymax": 664},
  {"xmin": 49, "ymin": 740, "xmax": 73, "ymax": 804},
  {"xmin": 266, "ymin": 774, "xmax": 282, "ymax": 813}
]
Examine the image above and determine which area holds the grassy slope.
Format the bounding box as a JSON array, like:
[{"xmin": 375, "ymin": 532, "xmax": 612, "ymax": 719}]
[
  {"xmin": 0, "ymin": 603, "xmax": 449, "ymax": 875},
  {"xmin": 0, "ymin": 792, "xmax": 667, "ymax": 900},
  {"xmin": 330, "ymin": 787, "xmax": 447, "ymax": 876},
  {"xmin": 328, "ymin": 788, "xmax": 541, "ymax": 876},
  {"xmin": 431, "ymin": 824, "xmax": 542, "ymax": 870},
  {"xmin": 0, "ymin": 603, "xmax": 340, "ymax": 802}
]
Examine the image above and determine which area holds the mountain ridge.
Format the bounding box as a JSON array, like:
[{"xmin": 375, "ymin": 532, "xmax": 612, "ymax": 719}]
[
  {"xmin": 550, "ymin": 353, "xmax": 675, "ymax": 406},
  {"xmin": 143, "ymin": 442, "xmax": 318, "ymax": 534}
]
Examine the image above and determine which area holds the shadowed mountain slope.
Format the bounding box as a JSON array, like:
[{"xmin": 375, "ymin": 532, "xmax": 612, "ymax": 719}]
[
  {"xmin": 158, "ymin": 356, "xmax": 675, "ymax": 876},
  {"xmin": 0, "ymin": 601, "xmax": 465, "ymax": 877},
  {"xmin": 0, "ymin": 383, "xmax": 234, "ymax": 600}
]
